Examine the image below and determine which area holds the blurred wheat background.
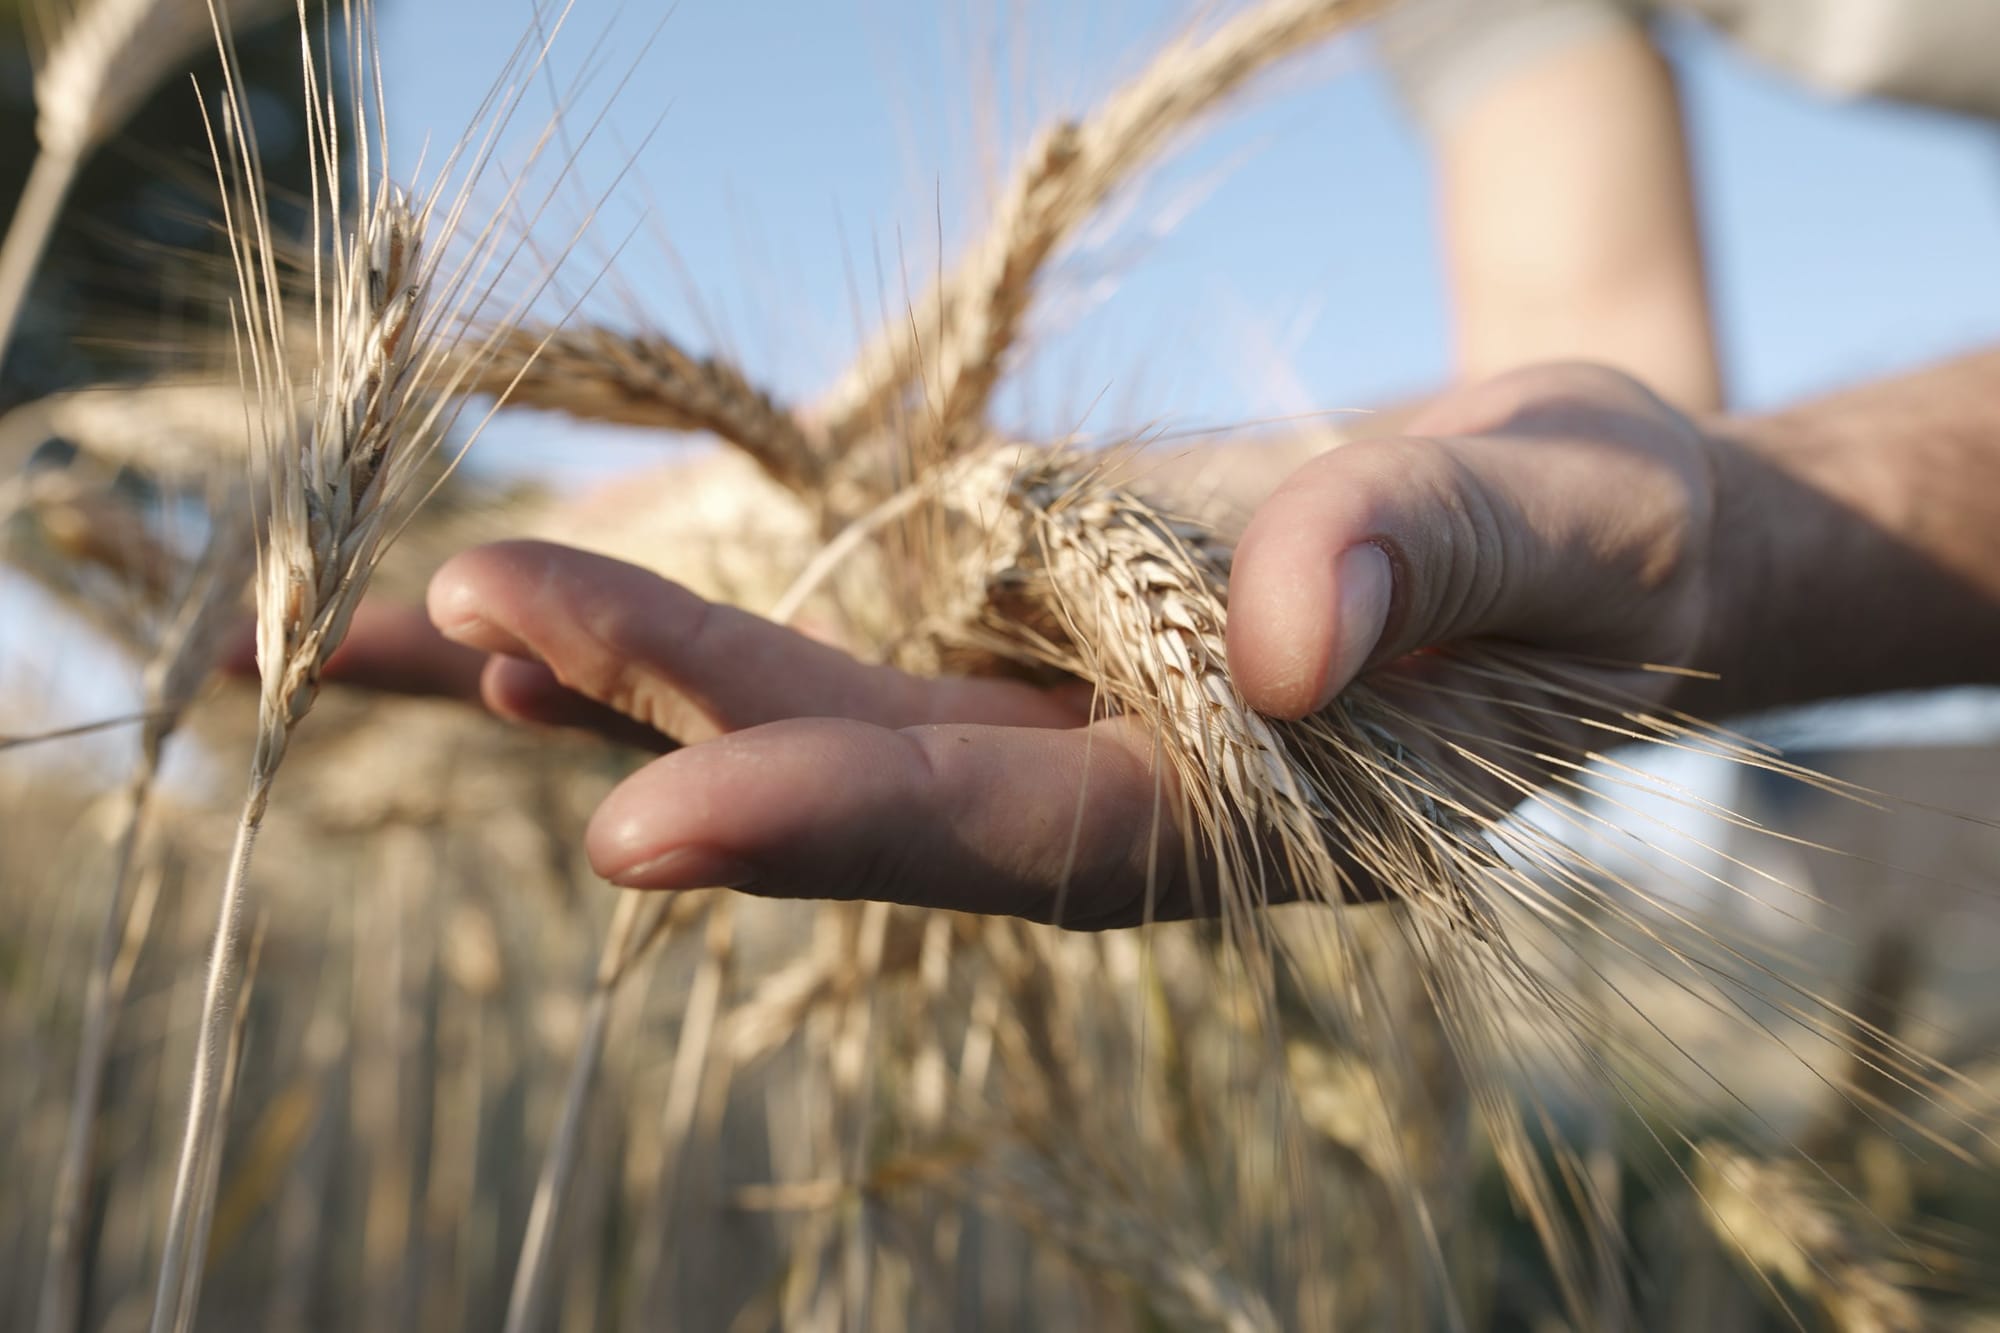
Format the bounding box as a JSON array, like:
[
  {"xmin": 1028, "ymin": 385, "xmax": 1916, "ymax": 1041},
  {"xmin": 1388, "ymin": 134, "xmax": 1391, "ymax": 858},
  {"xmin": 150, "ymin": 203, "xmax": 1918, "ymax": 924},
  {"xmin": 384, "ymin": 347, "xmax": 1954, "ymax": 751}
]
[{"xmin": 5, "ymin": 2, "xmax": 2000, "ymax": 1331}]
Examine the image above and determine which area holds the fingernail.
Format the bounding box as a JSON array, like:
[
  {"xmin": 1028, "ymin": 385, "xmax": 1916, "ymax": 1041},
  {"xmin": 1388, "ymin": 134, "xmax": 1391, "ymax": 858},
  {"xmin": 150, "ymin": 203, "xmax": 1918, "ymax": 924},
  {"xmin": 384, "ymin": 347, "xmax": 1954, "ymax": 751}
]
[
  {"xmin": 1311, "ymin": 544, "xmax": 1393, "ymax": 711},
  {"xmin": 609, "ymin": 847, "xmax": 757, "ymax": 891}
]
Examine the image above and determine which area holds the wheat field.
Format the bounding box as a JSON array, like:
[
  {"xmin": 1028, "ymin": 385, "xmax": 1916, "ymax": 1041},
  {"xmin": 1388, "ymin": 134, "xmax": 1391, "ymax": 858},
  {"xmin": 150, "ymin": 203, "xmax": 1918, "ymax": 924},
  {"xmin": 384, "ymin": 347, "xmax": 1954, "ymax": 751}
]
[{"xmin": 3, "ymin": 2, "xmax": 2000, "ymax": 1331}]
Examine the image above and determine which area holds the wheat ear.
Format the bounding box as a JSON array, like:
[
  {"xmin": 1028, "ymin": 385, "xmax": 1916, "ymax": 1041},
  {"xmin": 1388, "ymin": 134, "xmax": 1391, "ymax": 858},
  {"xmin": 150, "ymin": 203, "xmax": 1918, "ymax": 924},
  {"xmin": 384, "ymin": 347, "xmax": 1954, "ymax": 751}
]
[
  {"xmin": 1699, "ymin": 1143, "xmax": 1923, "ymax": 1332},
  {"xmin": 906, "ymin": 443, "xmax": 1985, "ymax": 1322},
  {"xmin": 465, "ymin": 323, "xmax": 829, "ymax": 494},
  {"xmin": 818, "ymin": 0, "xmax": 1387, "ymax": 455},
  {"xmin": 149, "ymin": 0, "xmax": 579, "ymax": 1317},
  {"xmin": 916, "ymin": 447, "xmax": 1473, "ymax": 929},
  {"xmin": 0, "ymin": 380, "xmax": 264, "ymax": 487}
]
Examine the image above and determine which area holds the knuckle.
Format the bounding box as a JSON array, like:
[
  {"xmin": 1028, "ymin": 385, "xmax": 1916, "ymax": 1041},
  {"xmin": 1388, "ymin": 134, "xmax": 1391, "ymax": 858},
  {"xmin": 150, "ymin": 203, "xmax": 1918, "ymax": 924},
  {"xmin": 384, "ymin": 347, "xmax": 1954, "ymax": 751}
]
[
  {"xmin": 568, "ymin": 579, "xmax": 719, "ymax": 738},
  {"xmin": 1420, "ymin": 442, "xmax": 1513, "ymax": 636}
]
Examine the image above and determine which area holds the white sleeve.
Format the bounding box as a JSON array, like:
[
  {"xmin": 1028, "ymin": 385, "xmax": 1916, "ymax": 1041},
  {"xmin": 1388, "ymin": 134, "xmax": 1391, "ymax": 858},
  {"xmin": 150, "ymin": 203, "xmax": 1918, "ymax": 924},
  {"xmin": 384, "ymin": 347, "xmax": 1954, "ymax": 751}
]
[{"xmin": 1374, "ymin": 0, "xmax": 1646, "ymax": 134}]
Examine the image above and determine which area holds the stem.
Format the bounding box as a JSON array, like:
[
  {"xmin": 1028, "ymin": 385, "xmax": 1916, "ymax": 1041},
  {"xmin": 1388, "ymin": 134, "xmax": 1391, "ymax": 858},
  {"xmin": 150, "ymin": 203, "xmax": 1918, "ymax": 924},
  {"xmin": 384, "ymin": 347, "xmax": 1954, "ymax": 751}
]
[
  {"xmin": 502, "ymin": 979, "xmax": 614, "ymax": 1333},
  {"xmin": 0, "ymin": 148, "xmax": 82, "ymax": 380},
  {"xmin": 503, "ymin": 892, "xmax": 658, "ymax": 1333},
  {"xmin": 147, "ymin": 766, "xmax": 274, "ymax": 1333},
  {"xmin": 172, "ymin": 925, "xmax": 265, "ymax": 1333},
  {"xmin": 37, "ymin": 747, "xmax": 159, "ymax": 1333},
  {"xmin": 622, "ymin": 900, "xmax": 733, "ymax": 1327}
]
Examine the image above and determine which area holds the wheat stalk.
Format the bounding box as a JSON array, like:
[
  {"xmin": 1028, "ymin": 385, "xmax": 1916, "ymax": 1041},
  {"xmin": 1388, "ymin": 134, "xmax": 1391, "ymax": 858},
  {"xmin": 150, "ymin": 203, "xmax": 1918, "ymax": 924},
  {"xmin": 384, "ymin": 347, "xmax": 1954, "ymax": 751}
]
[
  {"xmin": 502, "ymin": 889, "xmax": 700, "ymax": 1333},
  {"xmin": 146, "ymin": 0, "xmax": 587, "ymax": 1322},
  {"xmin": 36, "ymin": 502, "xmax": 251, "ymax": 1333},
  {"xmin": 619, "ymin": 899, "xmax": 736, "ymax": 1326},
  {"xmin": 818, "ymin": 0, "xmax": 1388, "ymax": 456}
]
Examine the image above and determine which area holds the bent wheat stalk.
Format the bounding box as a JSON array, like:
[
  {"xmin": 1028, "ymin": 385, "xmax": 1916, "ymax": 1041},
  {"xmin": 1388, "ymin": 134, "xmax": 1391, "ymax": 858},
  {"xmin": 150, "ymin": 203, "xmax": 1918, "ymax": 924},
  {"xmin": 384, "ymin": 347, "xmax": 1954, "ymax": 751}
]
[{"xmin": 150, "ymin": 173, "xmax": 433, "ymax": 1333}]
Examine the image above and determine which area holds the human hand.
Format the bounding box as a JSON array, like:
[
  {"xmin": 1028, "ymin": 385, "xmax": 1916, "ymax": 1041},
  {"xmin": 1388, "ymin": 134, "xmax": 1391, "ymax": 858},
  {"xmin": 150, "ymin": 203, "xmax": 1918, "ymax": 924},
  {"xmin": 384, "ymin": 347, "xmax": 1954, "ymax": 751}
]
[
  {"xmin": 1228, "ymin": 362, "xmax": 1717, "ymax": 721},
  {"xmin": 337, "ymin": 363, "xmax": 1728, "ymax": 924}
]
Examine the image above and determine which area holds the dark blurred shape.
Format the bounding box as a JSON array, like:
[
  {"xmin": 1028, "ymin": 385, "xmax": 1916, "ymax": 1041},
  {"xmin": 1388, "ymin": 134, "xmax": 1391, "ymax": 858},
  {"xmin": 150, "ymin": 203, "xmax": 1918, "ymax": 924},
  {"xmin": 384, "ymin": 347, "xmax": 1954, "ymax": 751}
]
[{"xmin": 0, "ymin": 0, "xmax": 332, "ymax": 410}]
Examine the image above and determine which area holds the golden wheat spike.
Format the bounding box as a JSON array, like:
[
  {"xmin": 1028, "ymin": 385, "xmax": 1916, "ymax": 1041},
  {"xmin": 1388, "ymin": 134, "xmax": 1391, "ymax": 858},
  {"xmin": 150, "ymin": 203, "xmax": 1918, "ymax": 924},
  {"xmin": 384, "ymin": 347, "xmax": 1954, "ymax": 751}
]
[
  {"xmin": 149, "ymin": 1, "xmax": 587, "ymax": 1325},
  {"xmin": 464, "ymin": 322, "xmax": 829, "ymax": 496},
  {"xmin": 884, "ymin": 433, "xmax": 2000, "ymax": 1322},
  {"xmin": 818, "ymin": 0, "xmax": 1388, "ymax": 457}
]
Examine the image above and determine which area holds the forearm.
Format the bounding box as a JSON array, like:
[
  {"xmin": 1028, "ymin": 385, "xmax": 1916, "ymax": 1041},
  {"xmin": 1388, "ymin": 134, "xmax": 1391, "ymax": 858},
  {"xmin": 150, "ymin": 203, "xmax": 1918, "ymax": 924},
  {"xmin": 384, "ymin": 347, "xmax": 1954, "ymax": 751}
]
[
  {"xmin": 1696, "ymin": 350, "xmax": 2000, "ymax": 716},
  {"xmin": 1437, "ymin": 24, "xmax": 1723, "ymax": 413}
]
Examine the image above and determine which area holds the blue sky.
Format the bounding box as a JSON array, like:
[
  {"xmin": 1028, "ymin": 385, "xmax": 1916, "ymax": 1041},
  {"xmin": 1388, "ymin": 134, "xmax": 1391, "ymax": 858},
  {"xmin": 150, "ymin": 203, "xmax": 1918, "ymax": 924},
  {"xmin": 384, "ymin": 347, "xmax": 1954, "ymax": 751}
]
[{"xmin": 374, "ymin": 0, "xmax": 2000, "ymax": 475}]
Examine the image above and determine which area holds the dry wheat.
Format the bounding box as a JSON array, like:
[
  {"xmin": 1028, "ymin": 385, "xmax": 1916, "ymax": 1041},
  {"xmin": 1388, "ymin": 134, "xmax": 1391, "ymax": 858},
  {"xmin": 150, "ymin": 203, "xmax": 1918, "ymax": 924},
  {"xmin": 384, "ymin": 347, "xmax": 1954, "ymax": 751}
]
[
  {"xmin": 819, "ymin": 0, "xmax": 1388, "ymax": 456},
  {"xmin": 0, "ymin": 381, "xmax": 264, "ymax": 486},
  {"xmin": 463, "ymin": 323, "xmax": 829, "ymax": 495},
  {"xmin": 1700, "ymin": 1142, "xmax": 1924, "ymax": 1333},
  {"xmin": 37, "ymin": 501, "xmax": 251, "ymax": 1333},
  {"xmin": 887, "ymin": 439, "xmax": 1987, "ymax": 1322},
  {"xmin": 149, "ymin": 1, "xmax": 580, "ymax": 1324}
]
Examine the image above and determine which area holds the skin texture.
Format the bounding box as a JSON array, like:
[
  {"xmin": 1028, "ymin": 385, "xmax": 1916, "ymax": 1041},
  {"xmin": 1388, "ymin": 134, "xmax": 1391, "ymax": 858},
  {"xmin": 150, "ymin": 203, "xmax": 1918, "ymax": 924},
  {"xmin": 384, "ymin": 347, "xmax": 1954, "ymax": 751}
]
[{"xmin": 318, "ymin": 355, "xmax": 2000, "ymax": 925}]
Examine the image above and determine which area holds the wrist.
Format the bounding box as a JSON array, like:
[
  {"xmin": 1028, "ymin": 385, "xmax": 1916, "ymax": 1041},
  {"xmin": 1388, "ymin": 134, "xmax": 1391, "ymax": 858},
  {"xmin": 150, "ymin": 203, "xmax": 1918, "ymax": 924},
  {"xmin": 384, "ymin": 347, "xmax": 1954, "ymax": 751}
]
[
  {"xmin": 1681, "ymin": 413, "xmax": 1826, "ymax": 719},
  {"xmin": 1688, "ymin": 381, "xmax": 2000, "ymax": 719}
]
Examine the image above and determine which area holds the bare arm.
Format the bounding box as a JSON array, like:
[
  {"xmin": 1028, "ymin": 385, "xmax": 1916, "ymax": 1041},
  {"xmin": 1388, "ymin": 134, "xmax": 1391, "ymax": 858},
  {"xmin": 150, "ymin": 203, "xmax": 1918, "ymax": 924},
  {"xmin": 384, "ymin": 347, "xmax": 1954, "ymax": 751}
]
[
  {"xmin": 1433, "ymin": 22, "xmax": 1724, "ymax": 411},
  {"xmin": 1696, "ymin": 349, "xmax": 2000, "ymax": 715},
  {"xmin": 1230, "ymin": 356, "xmax": 2000, "ymax": 729}
]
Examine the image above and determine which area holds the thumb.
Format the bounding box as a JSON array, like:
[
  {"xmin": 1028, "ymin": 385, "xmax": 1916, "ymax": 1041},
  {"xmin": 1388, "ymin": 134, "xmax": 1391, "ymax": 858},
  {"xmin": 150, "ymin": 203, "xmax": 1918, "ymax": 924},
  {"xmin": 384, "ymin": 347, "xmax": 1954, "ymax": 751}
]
[{"xmin": 1226, "ymin": 414, "xmax": 1705, "ymax": 719}]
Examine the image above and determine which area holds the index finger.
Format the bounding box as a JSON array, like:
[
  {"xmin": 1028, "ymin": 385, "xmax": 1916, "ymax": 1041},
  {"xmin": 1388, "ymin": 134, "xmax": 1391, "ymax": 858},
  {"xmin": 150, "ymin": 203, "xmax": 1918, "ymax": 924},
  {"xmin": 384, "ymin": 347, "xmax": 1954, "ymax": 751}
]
[{"xmin": 426, "ymin": 541, "xmax": 1084, "ymax": 742}]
